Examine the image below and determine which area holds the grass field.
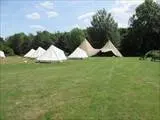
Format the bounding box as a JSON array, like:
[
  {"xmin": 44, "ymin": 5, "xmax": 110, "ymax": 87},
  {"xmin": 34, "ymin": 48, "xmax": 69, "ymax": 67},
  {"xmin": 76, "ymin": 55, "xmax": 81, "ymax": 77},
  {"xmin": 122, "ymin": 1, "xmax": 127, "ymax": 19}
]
[{"xmin": 0, "ymin": 56, "xmax": 160, "ymax": 120}]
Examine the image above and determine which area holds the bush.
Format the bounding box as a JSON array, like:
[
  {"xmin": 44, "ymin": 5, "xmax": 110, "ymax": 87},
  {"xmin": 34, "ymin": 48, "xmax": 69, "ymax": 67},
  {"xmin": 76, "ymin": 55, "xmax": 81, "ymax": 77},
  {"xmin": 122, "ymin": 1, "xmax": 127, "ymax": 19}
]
[
  {"xmin": 144, "ymin": 50, "xmax": 160, "ymax": 61},
  {"xmin": 0, "ymin": 45, "xmax": 14, "ymax": 56}
]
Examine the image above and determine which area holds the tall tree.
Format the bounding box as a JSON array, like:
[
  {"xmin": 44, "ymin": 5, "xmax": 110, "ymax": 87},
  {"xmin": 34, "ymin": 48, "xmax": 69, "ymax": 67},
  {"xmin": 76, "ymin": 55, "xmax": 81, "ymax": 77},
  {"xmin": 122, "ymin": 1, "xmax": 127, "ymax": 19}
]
[
  {"xmin": 0, "ymin": 37, "xmax": 4, "ymax": 43},
  {"xmin": 6, "ymin": 33, "xmax": 27, "ymax": 55},
  {"xmin": 32, "ymin": 31, "xmax": 53, "ymax": 49},
  {"xmin": 0, "ymin": 37, "xmax": 4, "ymax": 50},
  {"xmin": 21, "ymin": 35, "xmax": 32, "ymax": 54},
  {"xmin": 87, "ymin": 9, "xmax": 120, "ymax": 48},
  {"xmin": 0, "ymin": 36, "xmax": 14, "ymax": 56},
  {"xmin": 126, "ymin": 0, "xmax": 160, "ymax": 55},
  {"xmin": 69, "ymin": 28, "xmax": 85, "ymax": 52},
  {"xmin": 54, "ymin": 32, "xmax": 71, "ymax": 53}
]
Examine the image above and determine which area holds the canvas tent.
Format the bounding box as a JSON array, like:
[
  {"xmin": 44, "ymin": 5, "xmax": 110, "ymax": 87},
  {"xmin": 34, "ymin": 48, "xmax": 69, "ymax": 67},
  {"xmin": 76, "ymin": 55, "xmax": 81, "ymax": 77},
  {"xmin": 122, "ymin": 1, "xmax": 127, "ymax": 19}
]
[
  {"xmin": 79, "ymin": 39, "xmax": 100, "ymax": 56},
  {"xmin": 36, "ymin": 45, "xmax": 67, "ymax": 62},
  {"xmin": 100, "ymin": 40, "xmax": 123, "ymax": 57},
  {"xmin": 0, "ymin": 50, "xmax": 5, "ymax": 58},
  {"xmin": 30, "ymin": 47, "xmax": 46, "ymax": 58},
  {"xmin": 24, "ymin": 49, "xmax": 35, "ymax": 58},
  {"xmin": 68, "ymin": 47, "xmax": 88, "ymax": 59}
]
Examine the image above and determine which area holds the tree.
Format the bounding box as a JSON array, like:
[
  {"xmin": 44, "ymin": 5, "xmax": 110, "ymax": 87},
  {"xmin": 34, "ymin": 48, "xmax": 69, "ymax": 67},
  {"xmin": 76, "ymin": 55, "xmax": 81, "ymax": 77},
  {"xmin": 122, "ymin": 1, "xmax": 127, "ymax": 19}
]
[
  {"xmin": 118, "ymin": 28, "xmax": 129, "ymax": 55},
  {"xmin": 0, "ymin": 37, "xmax": 4, "ymax": 50},
  {"xmin": 6, "ymin": 33, "xmax": 27, "ymax": 55},
  {"xmin": 32, "ymin": 31, "xmax": 53, "ymax": 49},
  {"xmin": 87, "ymin": 9, "xmax": 120, "ymax": 48},
  {"xmin": 54, "ymin": 32, "xmax": 71, "ymax": 54},
  {"xmin": 0, "ymin": 37, "xmax": 4, "ymax": 43},
  {"xmin": 69, "ymin": 28, "xmax": 85, "ymax": 52},
  {"xmin": 127, "ymin": 0, "xmax": 160, "ymax": 55},
  {"xmin": 2, "ymin": 46, "xmax": 14, "ymax": 56},
  {"xmin": 21, "ymin": 35, "xmax": 32, "ymax": 54},
  {"xmin": 0, "ymin": 36, "xmax": 14, "ymax": 56}
]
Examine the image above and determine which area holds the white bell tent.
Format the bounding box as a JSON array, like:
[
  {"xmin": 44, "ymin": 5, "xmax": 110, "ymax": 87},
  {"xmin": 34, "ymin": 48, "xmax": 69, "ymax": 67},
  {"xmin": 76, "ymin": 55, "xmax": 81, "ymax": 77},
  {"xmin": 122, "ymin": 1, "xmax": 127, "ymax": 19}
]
[
  {"xmin": 100, "ymin": 40, "xmax": 123, "ymax": 57},
  {"xmin": 68, "ymin": 47, "xmax": 88, "ymax": 59},
  {"xmin": 79, "ymin": 39, "xmax": 100, "ymax": 56},
  {"xmin": 36, "ymin": 45, "xmax": 67, "ymax": 62},
  {"xmin": 0, "ymin": 50, "xmax": 5, "ymax": 58},
  {"xmin": 24, "ymin": 49, "xmax": 35, "ymax": 58},
  {"xmin": 30, "ymin": 47, "xmax": 46, "ymax": 58}
]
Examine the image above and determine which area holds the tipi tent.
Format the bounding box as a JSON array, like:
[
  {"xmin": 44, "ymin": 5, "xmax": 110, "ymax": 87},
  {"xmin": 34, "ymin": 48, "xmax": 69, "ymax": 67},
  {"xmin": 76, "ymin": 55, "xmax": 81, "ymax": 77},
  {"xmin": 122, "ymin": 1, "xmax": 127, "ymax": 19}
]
[
  {"xmin": 36, "ymin": 45, "xmax": 67, "ymax": 62},
  {"xmin": 79, "ymin": 39, "xmax": 100, "ymax": 56},
  {"xmin": 30, "ymin": 47, "xmax": 46, "ymax": 58},
  {"xmin": 68, "ymin": 47, "xmax": 88, "ymax": 59},
  {"xmin": 0, "ymin": 50, "xmax": 5, "ymax": 58},
  {"xmin": 24, "ymin": 49, "xmax": 35, "ymax": 58},
  {"xmin": 100, "ymin": 40, "xmax": 123, "ymax": 57}
]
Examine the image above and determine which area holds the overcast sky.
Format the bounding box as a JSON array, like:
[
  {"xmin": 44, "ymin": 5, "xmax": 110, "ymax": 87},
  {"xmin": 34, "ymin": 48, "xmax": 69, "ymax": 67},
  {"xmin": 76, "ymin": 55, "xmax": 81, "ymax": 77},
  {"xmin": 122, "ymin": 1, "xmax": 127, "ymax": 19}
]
[{"xmin": 0, "ymin": 0, "xmax": 159, "ymax": 38}]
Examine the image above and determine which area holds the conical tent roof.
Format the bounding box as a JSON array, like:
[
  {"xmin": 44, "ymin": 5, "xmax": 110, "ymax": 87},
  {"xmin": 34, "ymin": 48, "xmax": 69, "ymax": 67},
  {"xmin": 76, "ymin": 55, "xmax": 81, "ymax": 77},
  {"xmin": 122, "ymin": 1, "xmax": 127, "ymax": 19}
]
[
  {"xmin": 0, "ymin": 50, "xmax": 5, "ymax": 58},
  {"xmin": 36, "ymin": 45, "xmax": 67, "ymax": 62},
  {"xmin": 101, "ymin": 40, "xmax": 123, "ymax": 57},
  {"xmin": 68, "ymin": 47, "xmax": 88, "ymax": 59},
  {"xmin": 24, "ymin": 49, "xmax": 35, "ymax": 58},
  {"xmin": 30, "ymin": 47, "xmax": 46, "ymax": 58},
  {"xmin": 79, "ymin": 39, "xmax": 100, "ymax": 56}
]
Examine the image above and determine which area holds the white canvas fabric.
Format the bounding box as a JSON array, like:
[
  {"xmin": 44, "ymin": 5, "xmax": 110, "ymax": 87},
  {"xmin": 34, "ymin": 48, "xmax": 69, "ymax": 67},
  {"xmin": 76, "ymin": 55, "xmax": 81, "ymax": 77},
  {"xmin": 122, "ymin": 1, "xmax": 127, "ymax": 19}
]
[
  {"xmin": 0, "ymin": 50, "xmax": 5, "ymax": 58},
  {"xmin": 24, "ymin": 49, "xmax": 35, "ymax": 58},
  {"xmin": 68, "ymin": 47, "xmax": 88, "ymax": 59},
  {"xmin": 101, "ymin": 40, "xmax": 123, "ymax": 57},
  {"xmin": 36, "ymin": 45, "xmax": 67, "ymax": 62},
  {"xmin": 30, "ymin": 47, "xmax": 46, "ymax": 58},
  {"xmin": 79, "ymin": 39, "xmax": 100, "ymax": 56}
]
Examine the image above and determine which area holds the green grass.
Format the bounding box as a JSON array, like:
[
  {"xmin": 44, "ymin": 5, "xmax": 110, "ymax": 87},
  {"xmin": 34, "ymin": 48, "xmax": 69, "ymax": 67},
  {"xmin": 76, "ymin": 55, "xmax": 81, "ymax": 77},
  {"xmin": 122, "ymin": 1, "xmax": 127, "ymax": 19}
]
[{"xmin": 0, "ymin": 56, "xmax": 160, "ymax": 120}]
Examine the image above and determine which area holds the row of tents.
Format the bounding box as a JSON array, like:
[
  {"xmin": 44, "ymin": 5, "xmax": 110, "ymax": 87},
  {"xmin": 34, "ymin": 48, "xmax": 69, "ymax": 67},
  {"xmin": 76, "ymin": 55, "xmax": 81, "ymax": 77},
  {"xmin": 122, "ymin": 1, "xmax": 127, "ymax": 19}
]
[{"xmin": 24, "ymin": 39, "xmax": 122, "ymax": 62}]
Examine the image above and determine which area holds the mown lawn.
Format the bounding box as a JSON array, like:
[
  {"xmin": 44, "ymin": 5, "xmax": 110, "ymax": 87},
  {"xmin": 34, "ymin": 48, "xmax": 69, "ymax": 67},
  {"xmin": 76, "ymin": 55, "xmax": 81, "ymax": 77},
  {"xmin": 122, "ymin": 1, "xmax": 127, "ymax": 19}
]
[{"xmin": 0, "ymin": 56, "xmax": 160, "ymax": 120}]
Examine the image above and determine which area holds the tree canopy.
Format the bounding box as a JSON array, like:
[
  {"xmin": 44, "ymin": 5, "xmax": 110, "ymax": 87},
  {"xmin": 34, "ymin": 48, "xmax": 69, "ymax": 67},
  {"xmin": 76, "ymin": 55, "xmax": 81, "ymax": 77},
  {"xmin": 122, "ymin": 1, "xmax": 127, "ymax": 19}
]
[
  {"xmin": 87, "ymin": 9, "xmax": 120, "ymax": 48},
  {"xmin": 122, "ymin": 0, "xmax": 160, "ymax": 55}
]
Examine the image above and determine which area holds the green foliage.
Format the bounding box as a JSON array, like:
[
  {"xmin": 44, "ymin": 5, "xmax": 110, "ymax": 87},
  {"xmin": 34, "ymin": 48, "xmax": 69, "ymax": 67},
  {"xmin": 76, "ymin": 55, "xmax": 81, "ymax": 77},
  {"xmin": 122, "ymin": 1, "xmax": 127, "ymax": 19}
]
[
  {"xmin": 0, "ymin": 37, "xmax": 14, "ymax": 56},
  {"xmin": 3, "ymin": 29, "xmax": 85, "ymax": 55},
  {"xmin": 144, "ymin": 50, "xmax": 160, "ymax": 61},
  {"xmin": 87, "ymin": 9, "xmax": 120, "ymax": 48},
  {"xmin": 119, "ymin": 28, "xmax": 128, "ymax": 42},
  {"xmin": 55, "ymin": 28, "xmax": 85, "ymax": 54},
  {"xmin": 125, "ymin": 0, "xmax": 160, "ymax": 55},
  {"xmin": 69, "ymin": 28, "xmax": 85, "ymax": 51},
  {"xmin": 32, "ymin": 31, "xmax": 53, "ymax": 50},
  {"xmin": 54, "ymin": 32, "xmax": 71, "ymax": 53},
  {"xmin": 5, "ymin": 31, "xmax": 59, "ymax": 55},
  {"xmin": 2, "ymin": 46, "xmax": 14, "ymax": 56},
  {"xmin": 0, "ymin": 37, "xmax": 4, "ymax": 43},
  {"xmin": 6, "ymin": 33, "xmax": 28, "ymax": 55}
]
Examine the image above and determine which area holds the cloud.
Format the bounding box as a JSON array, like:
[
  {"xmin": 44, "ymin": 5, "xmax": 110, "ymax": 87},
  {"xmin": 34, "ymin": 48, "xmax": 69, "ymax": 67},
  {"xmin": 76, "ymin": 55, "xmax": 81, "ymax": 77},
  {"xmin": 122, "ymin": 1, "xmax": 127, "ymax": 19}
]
[
  {"xmin": 40, "ymin": 1, "xmax": 54, "ymax": 9},
  {"xmin": 46, "ymin": 11, "xmax": 58, "ymax": 18},
  {"xmin": 76, "ymin": 12, "xmax": 93, "ymax": 29},
  {"xmin": 26, "ymin": 12, "xmax": 40, "ymax": 20},
  {"xmin": 78, "ymin": 12, "xmax": 95, "ymax": 20},
  {"xmin": 67, "ymin": 24, "xmax": 86, "ymax": 31},
  {"xmin": 83, "ymin": 18, "xmax": 92, "ymax": 27},
  {"xmin": 83, "ymin": 18, "xmax": 90, "ymax": 24},
  {"xmin": 110, "ymin": 0, "xmax": 145, "ymax": 28},
  {"xmin": 71, "ymin": 23, "xmax": 91, "ymax": 30},
  {"xmin": 71, "ymin": 24, "xmax": 81, "ymax": 29},
  {"xmin": 29, "ymin": 25, "xmax": 45, "ymax": 30}
]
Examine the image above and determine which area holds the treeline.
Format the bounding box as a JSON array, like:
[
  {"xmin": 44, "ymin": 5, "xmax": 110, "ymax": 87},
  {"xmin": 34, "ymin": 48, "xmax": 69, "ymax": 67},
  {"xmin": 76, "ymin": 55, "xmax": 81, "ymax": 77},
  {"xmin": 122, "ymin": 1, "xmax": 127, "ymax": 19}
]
[
  {"xmin": 0, "ymin": 0, "xmax": 159, "ymax": 56},
  {"xmin": 0, "ymin": 29, "xmax": 85, "ymax": 56}
]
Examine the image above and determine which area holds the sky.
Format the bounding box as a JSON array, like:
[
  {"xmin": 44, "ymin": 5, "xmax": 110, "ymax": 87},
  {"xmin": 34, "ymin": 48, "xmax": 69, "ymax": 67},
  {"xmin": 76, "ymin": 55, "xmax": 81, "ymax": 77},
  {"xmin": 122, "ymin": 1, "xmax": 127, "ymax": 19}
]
[{"xmin": 0, "ymin": 0, "xmax": 159, "ymax": 38}]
